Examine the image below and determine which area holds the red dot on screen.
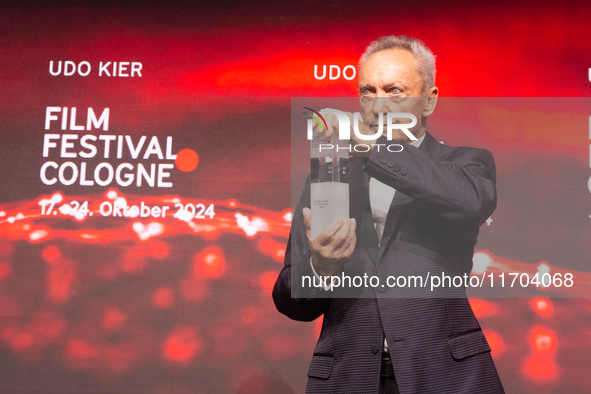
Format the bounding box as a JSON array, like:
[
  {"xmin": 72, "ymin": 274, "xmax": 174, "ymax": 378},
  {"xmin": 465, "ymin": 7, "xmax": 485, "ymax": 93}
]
[{"xmin": 175, "ymin": 149, "xmax": 199, "ymax": 172}]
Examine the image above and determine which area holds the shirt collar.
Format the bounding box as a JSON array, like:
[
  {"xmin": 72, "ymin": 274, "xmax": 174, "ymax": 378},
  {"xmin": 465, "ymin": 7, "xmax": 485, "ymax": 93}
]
[{"xmin": 409, "ymin": 132, "xmax": 426, "ymax": 148}]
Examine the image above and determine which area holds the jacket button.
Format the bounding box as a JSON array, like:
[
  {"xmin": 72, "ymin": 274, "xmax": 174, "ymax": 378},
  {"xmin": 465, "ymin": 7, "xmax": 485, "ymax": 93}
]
[
  {"xmin": 377, "ymin": 285, "xmax": 386, "ymax": 293},
  {"xmin": 380, "ymin": 157, "xmax": 388, "ymax": 164},
  {"xmin": 400, "ymin": 168, "xmax": 408, "ymax": 175},
  {"xmin": 371, "ymin": 344, "xmax": 379, "ymax": 354},
  {"xmin": 387, "ymin": 161, "xmax": 395, "ymax": 168},
  {"xmin": 393, "ymin": 164, "xmax": 401, "ymax": 172}
]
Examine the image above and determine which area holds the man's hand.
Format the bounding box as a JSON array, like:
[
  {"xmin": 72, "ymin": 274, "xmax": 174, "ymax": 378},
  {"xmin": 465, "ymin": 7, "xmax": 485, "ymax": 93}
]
[
  {"xmin": 312, "ymin": 109, "xmax": 379, "ymax": 158},
  {"xmin": 303, "ymin": 207, "xmax": 356, "ymax": 277}
]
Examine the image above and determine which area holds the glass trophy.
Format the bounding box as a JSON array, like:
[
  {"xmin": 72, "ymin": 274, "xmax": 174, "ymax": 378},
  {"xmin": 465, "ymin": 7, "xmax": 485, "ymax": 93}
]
[{"xmin": 310, "ymin": 115, "xmax": 349, "ymax": 240}]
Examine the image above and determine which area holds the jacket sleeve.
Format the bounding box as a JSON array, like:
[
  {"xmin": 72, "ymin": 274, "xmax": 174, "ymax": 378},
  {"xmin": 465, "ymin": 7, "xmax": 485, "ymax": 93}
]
[
  {"xmin": 272, "ymin": 175, "xmax": 330, "ymax": 322},
  {"xmin": 363, "ymin": 136, "xmax": 497, "ymax": 227}
]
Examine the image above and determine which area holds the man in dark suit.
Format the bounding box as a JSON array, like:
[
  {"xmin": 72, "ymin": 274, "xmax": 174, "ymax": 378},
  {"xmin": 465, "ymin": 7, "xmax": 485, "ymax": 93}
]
[{"xmin": 273, "ymin": 35, "xmax": 504, "ymax": 393}]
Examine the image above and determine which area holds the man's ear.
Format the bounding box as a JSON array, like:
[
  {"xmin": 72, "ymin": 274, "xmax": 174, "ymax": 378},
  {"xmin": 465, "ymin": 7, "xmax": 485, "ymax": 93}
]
[{"xmin": 423, "ymin": 87, "xmax": 439, "ymax": 117}]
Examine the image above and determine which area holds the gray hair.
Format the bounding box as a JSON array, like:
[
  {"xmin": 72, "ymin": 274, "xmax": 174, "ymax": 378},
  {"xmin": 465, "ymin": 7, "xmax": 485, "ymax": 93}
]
[{"xmin": 359, "ymin": 35, "xmax": 436, "ymax": 96}]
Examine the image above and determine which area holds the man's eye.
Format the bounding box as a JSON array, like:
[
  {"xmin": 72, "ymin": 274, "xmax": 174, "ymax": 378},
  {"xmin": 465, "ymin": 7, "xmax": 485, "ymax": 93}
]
[
  {"xmin": 389, "ymin": 88, "xmax": 402, "ymax": 94},
  {"xmin": 361, "ymin": 89, "xmax": 371, "ymax": 95}
]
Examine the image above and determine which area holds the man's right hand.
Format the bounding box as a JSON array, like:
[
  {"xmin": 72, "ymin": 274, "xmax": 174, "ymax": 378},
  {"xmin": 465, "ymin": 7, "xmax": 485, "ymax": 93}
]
[{"xmin": 302, "ymin": 207, "xmax": 357, "ymax": 277}]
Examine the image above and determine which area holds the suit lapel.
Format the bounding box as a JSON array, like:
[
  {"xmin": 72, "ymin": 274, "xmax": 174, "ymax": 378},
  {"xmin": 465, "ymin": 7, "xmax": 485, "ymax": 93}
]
[
  {"xmin": 375, "ymin": 132, "xmax": 454, "ymax": 263},
  {"xmin": 376, "ymin": 190, "xmax": 414, "ymax": 263},
  {"xmin": 348, "ymin": 133, "xmax": 455, "ymax": 265}
]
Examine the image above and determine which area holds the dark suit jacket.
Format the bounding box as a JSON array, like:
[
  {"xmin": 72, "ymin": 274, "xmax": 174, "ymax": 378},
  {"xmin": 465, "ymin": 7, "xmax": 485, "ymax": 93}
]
[{"xmin": 273, "ymin": 132, "xmax": 504, "ymax": 394}]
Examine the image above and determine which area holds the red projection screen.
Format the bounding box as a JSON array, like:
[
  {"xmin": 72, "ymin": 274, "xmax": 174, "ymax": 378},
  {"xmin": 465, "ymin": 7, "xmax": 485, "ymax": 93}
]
[{"xmin": 1, "ymin": 1, "xmax": 590, "ymax": 393}]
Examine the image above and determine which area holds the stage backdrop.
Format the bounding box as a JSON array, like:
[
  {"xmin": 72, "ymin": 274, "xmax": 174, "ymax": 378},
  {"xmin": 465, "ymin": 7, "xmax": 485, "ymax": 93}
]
[{"xmin": 1, "ymin": 2, "xmax": 590, "ymax": 393}]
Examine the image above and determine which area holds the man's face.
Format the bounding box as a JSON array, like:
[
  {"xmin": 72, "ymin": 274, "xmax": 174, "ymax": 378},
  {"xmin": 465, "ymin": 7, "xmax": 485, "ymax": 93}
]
[{"xmin": 358, "ymin": 48, "xmax": 437, "ymax": 142}]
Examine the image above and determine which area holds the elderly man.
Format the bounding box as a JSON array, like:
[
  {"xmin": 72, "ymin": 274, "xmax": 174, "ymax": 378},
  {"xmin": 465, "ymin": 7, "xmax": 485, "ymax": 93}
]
[{"xmin": 273, "ymin": 35, "xmax": 504, "ymax": 394}]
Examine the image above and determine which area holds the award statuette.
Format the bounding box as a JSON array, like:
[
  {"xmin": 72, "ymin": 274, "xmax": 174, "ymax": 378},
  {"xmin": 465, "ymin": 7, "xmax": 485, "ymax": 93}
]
[{"xmin": 310, "ymin": 112, "xmax": 349, "ymax": 240}]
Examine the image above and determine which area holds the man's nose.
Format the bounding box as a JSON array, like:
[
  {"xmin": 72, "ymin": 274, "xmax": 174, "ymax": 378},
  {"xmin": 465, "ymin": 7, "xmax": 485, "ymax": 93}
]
[{"xmin": 370, "ymin": 96, "xmax": 390, "ymax": 116}]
